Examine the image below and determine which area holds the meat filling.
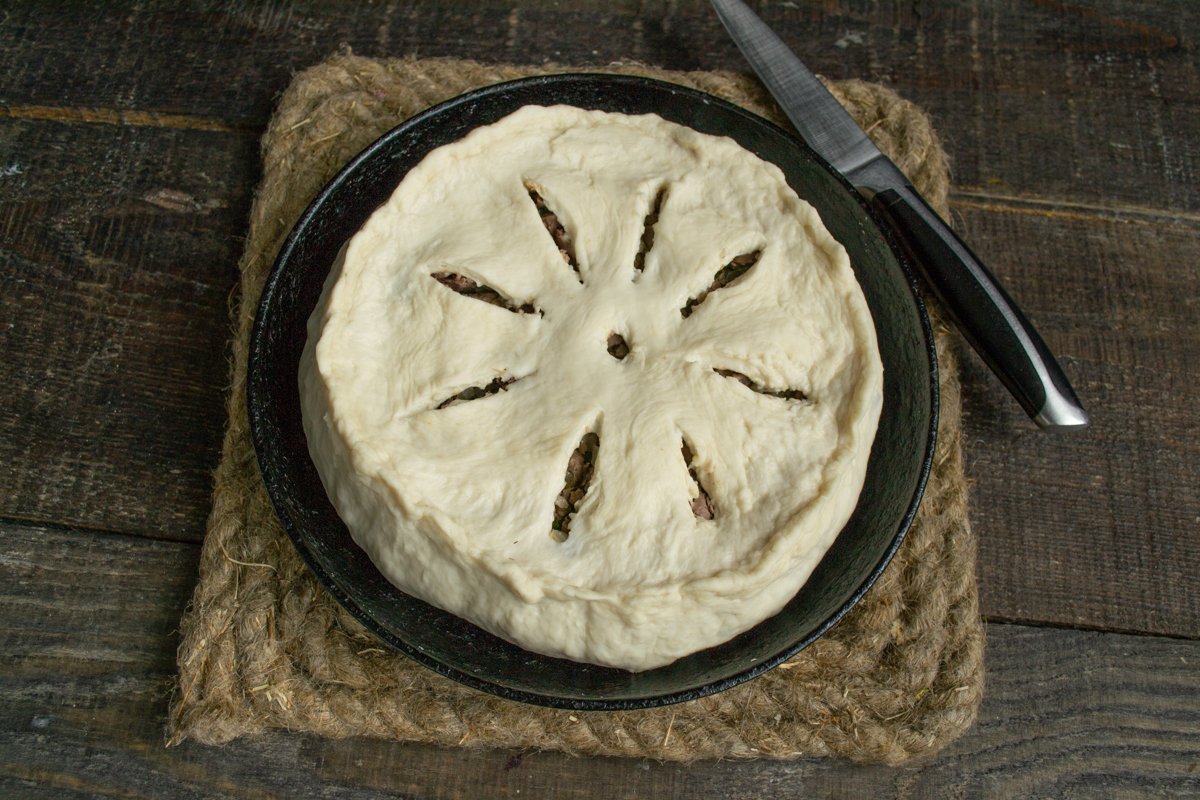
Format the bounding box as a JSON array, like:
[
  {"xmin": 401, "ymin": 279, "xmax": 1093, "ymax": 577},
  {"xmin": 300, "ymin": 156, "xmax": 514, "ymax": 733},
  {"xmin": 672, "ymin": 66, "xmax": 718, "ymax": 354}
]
[{"xmin": 552, "ymin": 431, "xmax": 599, "ymax": 541}]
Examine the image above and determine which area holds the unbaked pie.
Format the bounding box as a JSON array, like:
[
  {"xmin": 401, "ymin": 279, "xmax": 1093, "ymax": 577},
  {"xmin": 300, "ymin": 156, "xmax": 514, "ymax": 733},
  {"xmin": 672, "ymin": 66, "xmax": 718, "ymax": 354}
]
[{"xmin": 299, "ymin": 105, "xmax": 883, "ymax": 670}]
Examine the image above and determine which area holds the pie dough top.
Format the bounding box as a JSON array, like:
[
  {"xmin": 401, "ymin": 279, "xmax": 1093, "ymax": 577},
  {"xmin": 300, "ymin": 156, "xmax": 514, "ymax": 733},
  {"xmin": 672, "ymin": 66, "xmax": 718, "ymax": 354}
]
[{"xmin": 299, "ymin": 105, "xmax": 883, "ymax": 671}]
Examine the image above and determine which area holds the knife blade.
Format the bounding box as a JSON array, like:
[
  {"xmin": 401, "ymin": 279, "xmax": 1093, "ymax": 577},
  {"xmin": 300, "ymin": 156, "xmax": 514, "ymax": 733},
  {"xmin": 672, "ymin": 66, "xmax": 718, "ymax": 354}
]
[{"xmin": 710, "ymin": 0, "xmax": 1088, "ymax": 430}]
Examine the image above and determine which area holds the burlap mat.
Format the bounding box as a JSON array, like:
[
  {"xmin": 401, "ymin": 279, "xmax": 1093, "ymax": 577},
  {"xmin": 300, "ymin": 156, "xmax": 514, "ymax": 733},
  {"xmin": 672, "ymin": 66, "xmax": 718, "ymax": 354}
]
[{"xmin": 169, "ymin": 54, "xmax": 983, "ymax": 765}]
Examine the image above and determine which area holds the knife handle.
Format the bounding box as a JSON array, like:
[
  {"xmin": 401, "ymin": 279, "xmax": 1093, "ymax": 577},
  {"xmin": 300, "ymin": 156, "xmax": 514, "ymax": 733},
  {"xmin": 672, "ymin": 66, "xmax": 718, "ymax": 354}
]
[{"xmin": 872, "ymin": 184, "xmax": 1088, "ymax": 430}]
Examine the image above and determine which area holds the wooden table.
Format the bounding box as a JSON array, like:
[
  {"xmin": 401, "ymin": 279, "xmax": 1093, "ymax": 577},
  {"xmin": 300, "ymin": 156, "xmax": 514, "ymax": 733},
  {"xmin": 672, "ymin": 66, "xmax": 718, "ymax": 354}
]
[{"xmin": 2, "ymin": 1, "xmax": 1197, "ymax": 796}]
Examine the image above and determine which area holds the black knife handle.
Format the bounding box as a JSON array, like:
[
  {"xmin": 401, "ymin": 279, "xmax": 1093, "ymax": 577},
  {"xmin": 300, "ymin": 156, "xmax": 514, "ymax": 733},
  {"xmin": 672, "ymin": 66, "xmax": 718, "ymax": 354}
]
[{"xmin": 872, "ymin": 184, "xmax": 1088, "ymax": 429}]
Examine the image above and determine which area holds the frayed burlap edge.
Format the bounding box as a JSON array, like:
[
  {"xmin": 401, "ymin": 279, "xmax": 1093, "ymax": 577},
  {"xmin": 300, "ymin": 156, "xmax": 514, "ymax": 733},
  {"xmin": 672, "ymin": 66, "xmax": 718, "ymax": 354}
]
[{"xmin": 168, "ymin": 53, "xmax": 983, "ymax": 765}]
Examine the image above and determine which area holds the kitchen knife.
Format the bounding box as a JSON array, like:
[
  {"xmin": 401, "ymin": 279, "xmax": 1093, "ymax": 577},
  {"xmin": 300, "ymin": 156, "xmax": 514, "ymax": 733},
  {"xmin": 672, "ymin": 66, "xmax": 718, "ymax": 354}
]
[{"xmin": 710, "ymin": 0, "xmax": 1088, "ymax": 430}]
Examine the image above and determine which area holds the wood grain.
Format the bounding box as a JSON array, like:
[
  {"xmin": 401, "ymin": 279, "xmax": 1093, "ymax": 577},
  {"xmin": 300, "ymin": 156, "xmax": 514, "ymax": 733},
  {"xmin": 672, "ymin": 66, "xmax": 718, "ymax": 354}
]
[
  {"xmin": 1, "ymin": 523, "xmax": 1197, "ymax": 799},
  {"xmin": 0, "ymin": 118, "xmax": 256, "ymax": 540},
  {"xmin": 947, "ymin": 199, "xmax": 1200, "ymax": 637},
  {"xmin": 1, "ymin": 2, "xmax": 1197, "ymax": 793},
  {"xmin": 0, "ymin": 0, "xmax": 1196, "ymax": 637},
  {"xmin": 0, "ymin": 1, "xmax": 1195, "ymax": 211},
  {"xmin": 5, "ymin": 120, "xmax": 1194, "ymax": 637}
]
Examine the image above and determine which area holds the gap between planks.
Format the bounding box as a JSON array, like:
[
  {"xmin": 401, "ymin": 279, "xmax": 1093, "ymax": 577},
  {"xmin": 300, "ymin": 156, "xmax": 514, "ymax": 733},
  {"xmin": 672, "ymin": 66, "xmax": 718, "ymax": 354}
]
[
  {"xmin": 3, "ymin": 514, "xmax": 1196, "ymax": 642},
  {"xmin": 0, "ymin": 513, "xmax": 205, "ymax": 549},
  {"xmin": 0, "ymin": 103, "xmax": 259, "ymax": 134},
  {"xmin": 982, "ymin": 614, "xmax": 1200, "ymax": 643},
  {"xmin": 951, "ymin": 187, "xmax": 1200, "ymax": 228},
  {"xmin": 3, "ymin": 103, "xmax": 1195, "ymax": 229}
]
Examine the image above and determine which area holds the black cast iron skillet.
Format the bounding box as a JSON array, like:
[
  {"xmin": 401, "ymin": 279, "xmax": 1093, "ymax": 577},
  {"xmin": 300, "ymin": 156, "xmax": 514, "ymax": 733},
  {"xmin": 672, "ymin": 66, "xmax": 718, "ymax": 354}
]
[{"xmin": 247, "ymin": 74, "xmax": 938, "ymax": 710}]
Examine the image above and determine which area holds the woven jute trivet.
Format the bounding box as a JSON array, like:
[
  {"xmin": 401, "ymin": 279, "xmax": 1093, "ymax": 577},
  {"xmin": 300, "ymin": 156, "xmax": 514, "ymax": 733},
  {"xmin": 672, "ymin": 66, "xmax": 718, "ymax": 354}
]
[{"xmin": 168, "ymin": 54, "xmax": 984, "ymax": 764}]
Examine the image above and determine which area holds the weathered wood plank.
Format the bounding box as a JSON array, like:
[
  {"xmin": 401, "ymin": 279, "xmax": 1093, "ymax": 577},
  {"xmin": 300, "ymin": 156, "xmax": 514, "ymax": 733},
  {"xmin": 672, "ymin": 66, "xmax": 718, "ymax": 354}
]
[
  {"xmin": 0, "ymin": 118, "xmax": 256, "ymax": 540},
  {"xmin": 0, "ymin": 0, "xmax": 1195, "ymax": 211},
  {"xmin": 1, "ymin": 110, "xmax": 1197, "ymax": 635},
  {"xmin": 2, "ymin": 0, "xmax": 1197, "ymax": 633},
  {"xmin": 1, "ymin": 525, "xmax": 1198, "ymax": 799},
  {"xmin": 946, "ymin": 199, "xmax": 1200, "ymax": 638},
  {"xmin": 1, "ymin": 0, "xmax": 1196, "ymax": 796}
]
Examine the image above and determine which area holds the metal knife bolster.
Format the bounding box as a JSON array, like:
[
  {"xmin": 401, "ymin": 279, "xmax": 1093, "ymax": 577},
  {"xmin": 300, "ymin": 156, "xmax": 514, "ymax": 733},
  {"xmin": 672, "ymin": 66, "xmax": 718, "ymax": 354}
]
[
  {"xmin": 850, "ymin": 157, "xmax": 1088, "ymax": 429},
  {"xmin": 709, "ymin": 0, "xmax": 1089, "ymax": 430}
]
